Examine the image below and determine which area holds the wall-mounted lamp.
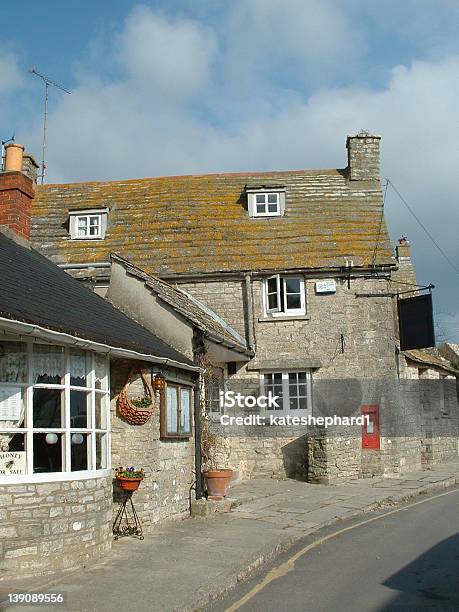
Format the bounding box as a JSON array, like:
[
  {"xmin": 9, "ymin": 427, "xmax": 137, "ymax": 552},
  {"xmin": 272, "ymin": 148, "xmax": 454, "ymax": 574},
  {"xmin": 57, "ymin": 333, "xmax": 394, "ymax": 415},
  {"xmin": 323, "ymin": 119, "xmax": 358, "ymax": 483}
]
[{"xmin": 153, "ymin": 374, "xmax": 166, "ymax": 393}]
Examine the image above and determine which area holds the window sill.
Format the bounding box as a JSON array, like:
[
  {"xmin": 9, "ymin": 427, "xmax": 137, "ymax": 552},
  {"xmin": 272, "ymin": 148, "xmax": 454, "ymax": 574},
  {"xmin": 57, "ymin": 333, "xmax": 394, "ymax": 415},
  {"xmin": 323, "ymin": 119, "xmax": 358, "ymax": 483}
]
[
  {"xmin": 258, "ymin": 315, "xmax": 310, "ymax": 322},
  {"xmin": 68, "ymin": 236, "xmax": 105, "ymax": 241},
  {"xmin": 0, "ymin": 468, "xmax": 111, "ymax": 485}
]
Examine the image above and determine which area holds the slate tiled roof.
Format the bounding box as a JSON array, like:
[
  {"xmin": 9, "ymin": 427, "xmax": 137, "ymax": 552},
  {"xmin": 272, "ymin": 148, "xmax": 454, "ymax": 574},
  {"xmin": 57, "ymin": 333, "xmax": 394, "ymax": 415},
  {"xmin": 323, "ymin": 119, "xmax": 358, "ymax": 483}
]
[
  {"xmin": 31, "ymin": 167, "xmax": 395, "ymax": 277},
  {"xmin": 111, "ymin": 253, "xmax": 251, "ymax": 355},
  {"xmin": 0, "ymin": 231, "xmax": 194, "ymax": 366},
  {"xmin": 404, "ymin": 348, "xmax": 459, "ymax": 375}
]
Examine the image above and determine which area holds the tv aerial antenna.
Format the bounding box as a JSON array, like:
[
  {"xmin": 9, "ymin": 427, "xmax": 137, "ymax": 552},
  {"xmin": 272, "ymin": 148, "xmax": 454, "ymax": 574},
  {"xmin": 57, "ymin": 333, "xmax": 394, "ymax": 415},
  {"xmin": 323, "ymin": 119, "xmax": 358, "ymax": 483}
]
[
  {"xmin": 1, "ymin": 133, "xmax": 15, "ymax": 171},
  {"xmin": 29, "ymin": 68, "xmax": 71, "ymax": 184}
]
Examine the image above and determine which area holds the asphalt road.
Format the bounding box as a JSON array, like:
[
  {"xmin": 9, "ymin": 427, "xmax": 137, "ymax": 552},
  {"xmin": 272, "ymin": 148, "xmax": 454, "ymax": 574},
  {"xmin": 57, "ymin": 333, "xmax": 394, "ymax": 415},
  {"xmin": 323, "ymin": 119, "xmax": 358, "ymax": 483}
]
[{"xmin": 211, "ymin": 487, "xmax": 459, "ymax": 612}]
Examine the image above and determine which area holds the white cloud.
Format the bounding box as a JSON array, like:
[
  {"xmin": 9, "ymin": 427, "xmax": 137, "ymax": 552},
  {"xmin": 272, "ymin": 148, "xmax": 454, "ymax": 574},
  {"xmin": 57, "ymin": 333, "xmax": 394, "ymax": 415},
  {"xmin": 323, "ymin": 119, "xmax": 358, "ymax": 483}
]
[
  {"xmin": 0, "ymin": 50, "xmax": 23, "ymax": 94},
  {"xmin": 2, "ymin": 2, "xmax": 458, "ymax": 340},
  {"xmin": 117, "ymin": 5, "xmax": 217, "ymax": 99}
]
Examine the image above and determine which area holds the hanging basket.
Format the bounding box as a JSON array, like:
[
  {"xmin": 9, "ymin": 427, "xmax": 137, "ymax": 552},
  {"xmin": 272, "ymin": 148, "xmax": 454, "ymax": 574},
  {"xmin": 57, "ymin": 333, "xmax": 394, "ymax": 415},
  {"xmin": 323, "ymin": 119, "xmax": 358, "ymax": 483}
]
[{"xmin": 118, "ymin": 368, "xmax": 154, "ymax": 425}]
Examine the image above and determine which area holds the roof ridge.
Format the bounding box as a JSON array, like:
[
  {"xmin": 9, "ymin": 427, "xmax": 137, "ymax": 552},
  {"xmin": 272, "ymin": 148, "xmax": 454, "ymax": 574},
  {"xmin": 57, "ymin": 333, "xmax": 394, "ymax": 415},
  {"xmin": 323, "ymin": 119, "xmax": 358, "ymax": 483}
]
[{"xmin": 38, "ymin": 167, "xmax": 346, "ymax": 189}]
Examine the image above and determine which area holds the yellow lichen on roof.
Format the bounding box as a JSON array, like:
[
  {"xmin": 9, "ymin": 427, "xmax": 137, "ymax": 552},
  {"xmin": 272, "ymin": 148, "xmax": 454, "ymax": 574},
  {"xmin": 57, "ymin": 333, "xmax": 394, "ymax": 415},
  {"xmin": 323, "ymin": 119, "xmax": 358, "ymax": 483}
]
[{"xmin": 31, "ymin": 168, "xmax": 394, "ymax": 275}]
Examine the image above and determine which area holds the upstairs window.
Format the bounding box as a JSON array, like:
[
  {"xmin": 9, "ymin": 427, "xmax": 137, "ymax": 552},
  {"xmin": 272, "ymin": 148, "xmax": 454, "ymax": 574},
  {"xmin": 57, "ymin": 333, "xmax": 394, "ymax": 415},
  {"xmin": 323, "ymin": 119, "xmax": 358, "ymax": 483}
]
[
  {"xmin": 69, "ymin": 208, "xmax": 108, "ymax": 240},
  {"xmin": 247, "ymin": 188, "xmax": 285, "ymax": 217},
  {"xmin": 264, "ymin": 275, "xmax": 306, "ymax": 317}
]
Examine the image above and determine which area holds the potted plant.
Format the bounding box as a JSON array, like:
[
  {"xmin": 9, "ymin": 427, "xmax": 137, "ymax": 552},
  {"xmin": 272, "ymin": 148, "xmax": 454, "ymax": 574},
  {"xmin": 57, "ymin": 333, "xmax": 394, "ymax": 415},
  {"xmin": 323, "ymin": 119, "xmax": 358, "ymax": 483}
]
[
  {"xmin": 200, "ymin": 412, "xmax": 233, "ymax": 499},
  {"xmin": 115, "ymin": 466, "xmax": 145, "ymax": 491}
]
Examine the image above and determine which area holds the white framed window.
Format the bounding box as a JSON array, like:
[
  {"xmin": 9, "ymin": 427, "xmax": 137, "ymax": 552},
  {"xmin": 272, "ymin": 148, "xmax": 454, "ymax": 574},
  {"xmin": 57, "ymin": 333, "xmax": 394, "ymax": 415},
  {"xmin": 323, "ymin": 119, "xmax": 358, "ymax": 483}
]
[
  {"xmin": 260, "ymin": 371, "xmax": 312, "ymax": 415},
  {"xmin": 263, "ymin": 275, "xmax": 306, "ymax": 317},
  {"xmin": 247, "ymin": 189, "xmax": 285, "ymax": 217},
  {"xmin": 69, "ymin": 208, "xmax": 108, "ymax": 240},
  {"xmin": 0, "ymin": 340, "xmax": 110, "ymax": 482}
]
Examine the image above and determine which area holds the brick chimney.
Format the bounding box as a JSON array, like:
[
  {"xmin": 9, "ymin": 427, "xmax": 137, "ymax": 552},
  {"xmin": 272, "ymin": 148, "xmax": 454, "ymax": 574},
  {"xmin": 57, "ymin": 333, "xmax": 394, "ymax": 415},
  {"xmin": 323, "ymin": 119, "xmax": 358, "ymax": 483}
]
[
  {"xmin": 0, "ymin": 143, "xmax": 36, "ymax": 241},
  {"xmin": 346, "ymin": 131, "xmax": 381, "ymax": 181}
]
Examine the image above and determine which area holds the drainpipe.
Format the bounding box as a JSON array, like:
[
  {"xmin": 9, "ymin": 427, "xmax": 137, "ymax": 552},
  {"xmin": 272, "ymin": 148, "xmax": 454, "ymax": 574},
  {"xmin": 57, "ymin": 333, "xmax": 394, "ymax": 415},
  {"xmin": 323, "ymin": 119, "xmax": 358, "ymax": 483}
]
[
  {"xmin": 245, "ymin": 272, "xmax": 255, "ymax": 351},
  {"xmin": 193, "ymin": 372, "xmax": 203, "ymax": 499}
]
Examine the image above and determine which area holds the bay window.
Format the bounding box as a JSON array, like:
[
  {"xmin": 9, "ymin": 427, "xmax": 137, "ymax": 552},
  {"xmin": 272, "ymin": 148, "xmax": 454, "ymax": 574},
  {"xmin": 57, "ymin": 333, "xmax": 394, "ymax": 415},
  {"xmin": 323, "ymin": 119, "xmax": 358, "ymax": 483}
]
[{"xmin": 0, "ymin": 340, "xmax": 110, "ymax": 480}]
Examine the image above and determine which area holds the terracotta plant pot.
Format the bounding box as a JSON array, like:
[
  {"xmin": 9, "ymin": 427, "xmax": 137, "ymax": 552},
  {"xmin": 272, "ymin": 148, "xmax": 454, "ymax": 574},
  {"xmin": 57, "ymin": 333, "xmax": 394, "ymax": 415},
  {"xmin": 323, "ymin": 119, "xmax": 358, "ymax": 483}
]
[
  {"xmin": 116, "ymin": 477, "xmax": 143, "ymax": 492},
  {"xmin": 204, "ymin": 469, "xmax": 233, "ymax": 498}
]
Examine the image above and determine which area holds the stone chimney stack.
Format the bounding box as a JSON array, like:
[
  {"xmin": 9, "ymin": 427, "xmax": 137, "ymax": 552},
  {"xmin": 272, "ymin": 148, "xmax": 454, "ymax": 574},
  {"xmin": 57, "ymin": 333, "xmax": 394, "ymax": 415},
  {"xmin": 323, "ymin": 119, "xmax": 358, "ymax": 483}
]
[
  {"xmin": 346, "ymin": 131, "xmax": 381, "ymax": 181},
  {"xmin": 0, "ymin": 143, "xmax": 36, "ymax": 241}
]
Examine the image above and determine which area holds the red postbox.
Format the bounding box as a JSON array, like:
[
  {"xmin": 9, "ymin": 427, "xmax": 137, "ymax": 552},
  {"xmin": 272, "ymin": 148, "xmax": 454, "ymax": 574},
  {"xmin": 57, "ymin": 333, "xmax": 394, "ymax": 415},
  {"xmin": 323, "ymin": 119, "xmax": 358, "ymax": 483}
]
[{"xmin": 361, "ymin": 404, "xmax": 380, "ymax": 449}]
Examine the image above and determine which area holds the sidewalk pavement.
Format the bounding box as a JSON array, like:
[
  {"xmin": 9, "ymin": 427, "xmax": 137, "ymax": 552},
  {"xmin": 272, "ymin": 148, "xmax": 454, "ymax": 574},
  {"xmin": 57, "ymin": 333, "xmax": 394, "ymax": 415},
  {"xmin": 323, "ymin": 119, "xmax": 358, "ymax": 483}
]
[{"xmin": 2, "ymin": 459, "xmax": 459, "ymax": 612}]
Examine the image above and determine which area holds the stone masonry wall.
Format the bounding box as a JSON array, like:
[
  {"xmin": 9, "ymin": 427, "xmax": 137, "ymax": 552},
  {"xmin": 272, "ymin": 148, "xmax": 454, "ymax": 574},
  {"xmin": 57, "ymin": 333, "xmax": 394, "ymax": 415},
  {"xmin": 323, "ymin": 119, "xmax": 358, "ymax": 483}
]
[
  {"xmin": 180, "ymin": 275, "xmax": 398, "ymax": 481},
  {"xmin": 111, "ymin": 361, "xmax": 195, "ymax": 530},
  {"xmin": 0, "ymin": 476, "xmax": 112, "ymax": 581}
]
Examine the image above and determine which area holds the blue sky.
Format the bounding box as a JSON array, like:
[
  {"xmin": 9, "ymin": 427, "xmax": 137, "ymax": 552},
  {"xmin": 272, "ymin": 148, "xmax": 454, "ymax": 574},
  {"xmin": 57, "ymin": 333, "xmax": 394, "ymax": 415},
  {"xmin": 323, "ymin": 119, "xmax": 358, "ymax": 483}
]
[{"xmin": 1, "ymin": 1, "xmax": 459, "ymax": 341}]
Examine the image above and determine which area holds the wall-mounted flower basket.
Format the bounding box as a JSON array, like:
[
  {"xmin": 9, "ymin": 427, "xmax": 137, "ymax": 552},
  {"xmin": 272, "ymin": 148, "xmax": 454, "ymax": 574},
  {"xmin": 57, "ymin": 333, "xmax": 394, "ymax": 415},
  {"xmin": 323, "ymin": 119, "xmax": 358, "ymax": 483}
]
[{"xmin": 118, "ymin": 368, "xmax": 154, "ymax": 425}]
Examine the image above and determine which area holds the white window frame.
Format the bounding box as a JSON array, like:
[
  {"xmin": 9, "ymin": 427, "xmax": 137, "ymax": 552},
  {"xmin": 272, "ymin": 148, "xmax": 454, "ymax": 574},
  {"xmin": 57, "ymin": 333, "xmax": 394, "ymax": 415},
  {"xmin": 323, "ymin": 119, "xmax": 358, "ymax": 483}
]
[
  {"xmin": 260, "ymin": 371, "xmax": 312, "ymax": 416},
  {"xmin": 247, "ymin": 189, "xmax": 286, "ymax": 217},
  {"xmin": 0, "ymin": 340, "xmax": 111, "ymax": 483},
  {"xmin": 69, "ymin": 208, "xmax": 109, "ymax": 240},
  {"xmin": 263, "ymin": 274, "xmax": 306, "ymax": 317}
]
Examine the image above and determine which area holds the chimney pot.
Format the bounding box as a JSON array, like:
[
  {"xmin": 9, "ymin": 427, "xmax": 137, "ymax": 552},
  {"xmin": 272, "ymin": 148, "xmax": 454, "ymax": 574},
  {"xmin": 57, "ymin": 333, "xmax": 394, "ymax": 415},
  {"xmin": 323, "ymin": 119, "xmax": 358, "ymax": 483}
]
[{"xmin": 4, "ymin": 143, "xmax": 25, "ymax": 172}]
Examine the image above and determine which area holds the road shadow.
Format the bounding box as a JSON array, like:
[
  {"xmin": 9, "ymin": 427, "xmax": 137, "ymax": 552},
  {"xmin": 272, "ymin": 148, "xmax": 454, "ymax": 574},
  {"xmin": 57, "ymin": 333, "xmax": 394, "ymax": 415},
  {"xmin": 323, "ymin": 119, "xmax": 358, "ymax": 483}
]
[{"xmin": 380, "ymin": 532, "xmax": 459, "ymax": 610}]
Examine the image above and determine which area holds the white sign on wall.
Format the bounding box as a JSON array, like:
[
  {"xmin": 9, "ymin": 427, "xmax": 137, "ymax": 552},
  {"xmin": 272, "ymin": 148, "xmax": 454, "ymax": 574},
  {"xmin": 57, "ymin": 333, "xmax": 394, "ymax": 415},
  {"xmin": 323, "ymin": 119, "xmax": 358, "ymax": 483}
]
[
  {"xmin": 0, "ymin": 451, "xmax": 26, "ymax": 475},
  {"xmin": 0, "ymin": 386, "xmax": 22, "ymax": 421},
  {"xmin": 315, "ymin": 280, "xmax": 337, "ymax": 294}
]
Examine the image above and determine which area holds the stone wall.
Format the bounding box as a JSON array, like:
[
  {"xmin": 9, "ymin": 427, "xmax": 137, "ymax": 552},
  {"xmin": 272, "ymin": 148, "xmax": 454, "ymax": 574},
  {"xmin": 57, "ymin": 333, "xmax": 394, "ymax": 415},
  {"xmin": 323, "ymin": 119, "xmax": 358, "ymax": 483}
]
[
  {"xmin": 111, "ymin": 361, "xmax": 196, "ymax": 530},
  {"xmin": 181, "ymin": 275, "xmax": 398, "ymax": 480},
  {"xmin": 0, "ymin": 476, "xmax": 112, "ymax": 580}
]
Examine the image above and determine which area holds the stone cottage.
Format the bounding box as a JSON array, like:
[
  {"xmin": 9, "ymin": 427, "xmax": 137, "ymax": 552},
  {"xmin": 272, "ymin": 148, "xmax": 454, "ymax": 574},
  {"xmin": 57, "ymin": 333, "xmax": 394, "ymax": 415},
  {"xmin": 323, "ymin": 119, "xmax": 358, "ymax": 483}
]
[
  {"xmin": 30, "ymin": 133, "xmax": 459, "ymax": 483},
  {"xmin": 0, "ymin": 144, "xmax": 200, "ymax": 580}
]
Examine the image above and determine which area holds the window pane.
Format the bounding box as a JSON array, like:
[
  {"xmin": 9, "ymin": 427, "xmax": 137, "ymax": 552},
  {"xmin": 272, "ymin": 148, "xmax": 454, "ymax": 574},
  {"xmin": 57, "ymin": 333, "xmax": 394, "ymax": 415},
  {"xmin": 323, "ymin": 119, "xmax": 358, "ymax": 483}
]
[
  {"xmin": 256, "ymin": 194, "xmax": 266, "ymax": 203},
  {"xmin": 0, "ymin": 341, "xmax": 27, "ymax": 383},
  {"xmin": 33, "ymin": 389, "xmax": 62, "ymax": 428},
  {"xmin": 95, "ymin": 354, "xmax": 107, "ymax": 390},
  {"xmin": 89, "ymin": 216, "xmax": 99, "ymax": 226},
  {"xmin": 264, "ymin": 373, "xmax": 283, "ymax": 410},
  {"xmin": 268, "ymin": 203, "xmax": 278, "ymax": 213},
  {"xmin": 33, "ymin": 433, "xmax": 63, "ymax": 473},
  {"xmin": 96, "ymin": 433, "xmax": 108, "ymax": 469},
  {"xmin": 180, "ymin": 388, "xmax": 191, "ymax": 434},
  {"xmin": 256, "ymin": 203, "xmax": 266, "ymax": 214},
  {"xmin": 71, "ymin": 432, "xmax": 88, "ymax": 471},
  {"xmin": 70, "ymin": 390, "xmax": 89, "ymax": 428},
  {"xmin": 0, "ymin": 386, "xmax": 24, "ymax": 425},
  {"xmin": 268, "ymin": 294, "xmax": 279, "ymax": 310},
  {"xmin": 95, "ymin": 392, "xmax": 108, "ymax": 429},
  {"xmin": 286, "ymin": 294, "xmax": 301, "ymax": 309},
  {"xmin": 1, "ymin": 431, "xmax": 25, "ymax": 454},
  {"xmin": 289, "ymin": 397, "xmax": 299, "ymax": 410},
  {"xmin": 33, "ymin": 345, "xmax": 64, "ymax": 384},
  {"xmin": 167, "ymin": 387, "xmax": 178, "ymax": 433},
  {"xmin": 70, "ymin": 349, "xmax": 89, "ymax": 387},
  {"xmin": 267, "ymin": 193, "xmax": 278, "ymax": 203},
  {"xmin": 285, "ymin": 278, "xmax": 301, "ymax": 294}
]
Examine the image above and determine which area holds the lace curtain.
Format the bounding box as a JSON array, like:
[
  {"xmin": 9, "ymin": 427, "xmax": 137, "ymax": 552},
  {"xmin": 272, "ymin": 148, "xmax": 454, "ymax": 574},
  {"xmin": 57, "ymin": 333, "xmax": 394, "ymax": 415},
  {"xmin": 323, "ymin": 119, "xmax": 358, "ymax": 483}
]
[{"xmin": 0, "ymin": 342, "xmax": 26, "ymax": 450}]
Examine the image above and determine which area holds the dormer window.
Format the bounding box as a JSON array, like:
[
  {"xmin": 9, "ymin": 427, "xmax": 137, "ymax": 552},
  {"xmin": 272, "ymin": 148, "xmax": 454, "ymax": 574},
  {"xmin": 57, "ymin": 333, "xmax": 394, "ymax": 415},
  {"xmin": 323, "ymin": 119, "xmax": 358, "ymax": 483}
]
[
  {"xmin": 247, "ymin": 187, "xmax": 286, "ymax": 218},
  {"xmin": 69, "ymin": 208, "xmax": 108, "ymax": 240}
]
